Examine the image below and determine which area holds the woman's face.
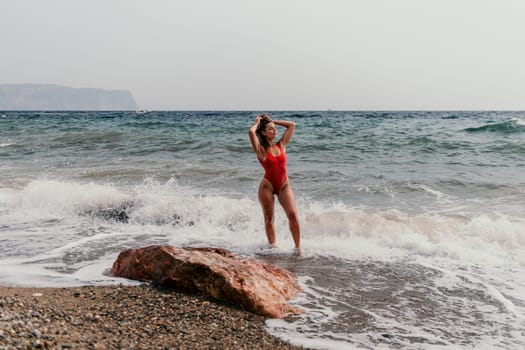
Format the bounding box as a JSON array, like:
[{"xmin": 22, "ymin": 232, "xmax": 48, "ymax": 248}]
[{"xmin": 263, "ymin": 122, "xmax": 277, "ymax": 140}]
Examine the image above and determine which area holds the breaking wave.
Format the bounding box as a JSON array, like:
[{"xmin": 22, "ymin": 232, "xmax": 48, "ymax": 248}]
[{"xmin": 464, "ymin": 118, "xmax": 525, "ymax": 133}]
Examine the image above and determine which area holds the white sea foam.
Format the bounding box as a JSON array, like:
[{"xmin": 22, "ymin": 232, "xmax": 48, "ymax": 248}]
[
  {"xmin": 298, "ymin": 199, "xmax": 525, "ymax": 265},
  {"xmin": 1, "ymin": 179, "xmax": 524, "ymax": 280},
  {"xmin": 412, "ymin": 183, "xmax": 454, "ymax": 202},
  {"xmin": 511, "ymin": 116, "xmax": 525, "ymax": 126}
]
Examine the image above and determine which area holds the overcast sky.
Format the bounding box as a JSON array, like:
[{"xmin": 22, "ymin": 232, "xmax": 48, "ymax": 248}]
[{"xmin": 1, "ymin": 0, "xmax": 524, "ymax": 110}]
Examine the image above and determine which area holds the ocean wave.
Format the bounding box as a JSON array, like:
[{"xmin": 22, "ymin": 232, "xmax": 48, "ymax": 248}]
[
  {"xmin": 485, "ymin": 142, "xmax": 525, "ymax": 154},
  {"xmin": 51, "ymin": 131, "xmax": 125, "ymax": 144},
  {"xmin": 354, "ymin": 181, "xmax": 461, "ymax": 200},
  {"xmin": 281, "ymin": 113, "xmax": 322, "ymax": 119},
  {"xmin": 2, "ymin": 179, "xmax": 523, "ymax": 261},
  {"xmin": 118, "ymin": 120, "xmax": 166, "ymax": 128},
  {"xmin": 464, "ymin": 118, "xmax": 525, "ymax": 133}
]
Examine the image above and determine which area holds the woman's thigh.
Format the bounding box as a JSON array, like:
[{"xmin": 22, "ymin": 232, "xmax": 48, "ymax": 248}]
[
  {"xmin": 277, "ymin": 184, "xmax": 297, "ymax": 217},
  {"xmin": 258, "ymin": 180, "xmax": 275, "ymax": 219}
]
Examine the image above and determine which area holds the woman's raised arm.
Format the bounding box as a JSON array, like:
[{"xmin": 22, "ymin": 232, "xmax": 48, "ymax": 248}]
[
  {"xmin": 248, "ymin": 116, "xmax": 265, "ymax": 159},
  {"xmin": 274, "ymin": 120, "xmax": 295, "ymax": 146}
]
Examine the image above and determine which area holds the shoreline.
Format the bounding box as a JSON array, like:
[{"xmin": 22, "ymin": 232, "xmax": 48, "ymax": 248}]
[{"xmin": 0, "ymin": 284, "xmax": 305, "ymax": 349}]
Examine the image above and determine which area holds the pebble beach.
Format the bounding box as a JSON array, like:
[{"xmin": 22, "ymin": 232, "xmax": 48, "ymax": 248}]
[{"xmin": 0, "ymin": 284, "xmax": 304, "ymax": 350}]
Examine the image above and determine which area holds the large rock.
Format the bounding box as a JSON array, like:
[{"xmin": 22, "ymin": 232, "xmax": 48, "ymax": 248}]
[{"xmin": 111, "ymin": 245, "xmax": 302, "ymax": 318}]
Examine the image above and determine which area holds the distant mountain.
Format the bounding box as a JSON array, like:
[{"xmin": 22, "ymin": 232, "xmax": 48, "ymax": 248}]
[{"xmin": 0, "ymin": 84, "xmax": 138, "ymax": 110}]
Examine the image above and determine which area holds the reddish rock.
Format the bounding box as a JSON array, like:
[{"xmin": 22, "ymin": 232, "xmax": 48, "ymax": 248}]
[{"xmin": 111, "ymin": 245, "xmax": 302, "ymax": 318}]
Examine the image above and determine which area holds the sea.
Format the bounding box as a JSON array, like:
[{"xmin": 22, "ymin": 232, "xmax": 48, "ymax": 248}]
[{"xmin": 1, "ymin": 110, "xmax": 524, "ymax": 349}]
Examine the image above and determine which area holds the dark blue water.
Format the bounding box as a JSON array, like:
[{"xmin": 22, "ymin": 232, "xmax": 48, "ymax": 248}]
[{"xmin": 2, "ymin": 111, "xmax": 524, "ymax": 208}]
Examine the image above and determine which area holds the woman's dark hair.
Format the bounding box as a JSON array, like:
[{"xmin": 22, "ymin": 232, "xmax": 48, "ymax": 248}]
[{"xmin": 256, "ymin": 114, "xmax": 272, "ymax": 149}]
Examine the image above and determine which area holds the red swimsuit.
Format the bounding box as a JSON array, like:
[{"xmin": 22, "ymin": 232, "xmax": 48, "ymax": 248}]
[{"xmin": 258, "ymin": 143, "xmax": 288, "ymax": 194}]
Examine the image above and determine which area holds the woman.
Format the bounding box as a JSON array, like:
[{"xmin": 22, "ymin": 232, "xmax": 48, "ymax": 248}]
[{"xmin": 248, "ymin": 114, "xmax": 301, "ymax": 255}]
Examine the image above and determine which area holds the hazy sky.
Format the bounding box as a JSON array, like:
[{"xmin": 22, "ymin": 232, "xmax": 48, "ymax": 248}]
[{"xmin": 1, "ymin": 0, "xmax": 524, "ymax": 110}]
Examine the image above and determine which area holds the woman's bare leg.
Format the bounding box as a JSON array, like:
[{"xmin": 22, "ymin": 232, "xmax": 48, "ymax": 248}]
[
  {"xmin": 258, "ymin": 180, "xmax": 276, "ymax": 246},
  {"xmin": 278, "ymin": 183, "xmax": 301, "ymax": 254}
]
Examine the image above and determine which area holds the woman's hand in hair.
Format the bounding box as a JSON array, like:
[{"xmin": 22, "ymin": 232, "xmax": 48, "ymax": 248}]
[{"xmin": 260, "ymin": 114, "xmax": 273, "ymax": 122}]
